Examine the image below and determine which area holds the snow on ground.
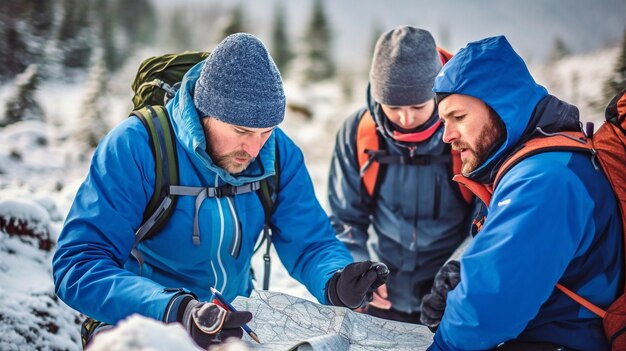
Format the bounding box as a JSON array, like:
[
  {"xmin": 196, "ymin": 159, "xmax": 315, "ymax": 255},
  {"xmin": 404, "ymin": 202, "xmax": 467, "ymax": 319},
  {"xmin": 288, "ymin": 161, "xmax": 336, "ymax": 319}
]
[
  {"xmin": 85, "ymin": 315, "xmax": 202, "ymax": 351},
  {"xmin": 0, "ymin": 47, "xmax": 619, "ymax": 350},
  {"xmin": 85, "ymin": 314, "xmax": 253, "ymax": 351},
  {"xmin": 0, "ymin": 198, "xmax": 82, "ymax": 351}
]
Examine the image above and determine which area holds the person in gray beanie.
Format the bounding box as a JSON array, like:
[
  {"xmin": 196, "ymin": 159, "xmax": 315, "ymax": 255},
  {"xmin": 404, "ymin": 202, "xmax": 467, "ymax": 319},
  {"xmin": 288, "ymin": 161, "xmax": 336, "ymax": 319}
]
[
  {"xmin": 53, "ymin": 32, "xmax": 388, "ymax": 349},
  {"xmin": 327, "ymin": 26, "xmax": 476, "ymax": 324}
]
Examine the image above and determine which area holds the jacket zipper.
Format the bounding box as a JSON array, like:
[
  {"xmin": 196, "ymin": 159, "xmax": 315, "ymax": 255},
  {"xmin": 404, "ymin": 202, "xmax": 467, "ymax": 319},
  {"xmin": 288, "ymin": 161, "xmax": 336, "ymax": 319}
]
[
  {"xmin": 434, "ymin": 175, "xmax": 441, "ymax": 220},
  {"xmin": 226, "ymin": 197, "xmax": 242, "ymax": 259},
  {"xmin": 213, "ymin": 176, "xmax": 228, "ymax": 292}
]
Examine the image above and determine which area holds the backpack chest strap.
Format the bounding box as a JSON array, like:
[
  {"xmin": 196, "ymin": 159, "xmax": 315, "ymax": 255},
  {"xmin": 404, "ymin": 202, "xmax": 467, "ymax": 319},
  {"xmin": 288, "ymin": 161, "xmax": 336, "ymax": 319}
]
[
  {"xmin": 366, "ymin": 151, "xmax": 451, "ymax": 166},
  {"xmin": 361, "ymin": 150, "xmax": 451, "ymax": 178},
  {"xmin": 170, "ymin": 182, "xmax": 261, "ymax": 245}
]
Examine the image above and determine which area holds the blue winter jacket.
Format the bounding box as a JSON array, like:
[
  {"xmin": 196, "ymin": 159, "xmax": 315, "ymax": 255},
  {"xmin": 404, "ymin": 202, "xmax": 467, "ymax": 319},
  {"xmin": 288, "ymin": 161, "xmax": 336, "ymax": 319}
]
[
  {"xmin": 327, "ymin": 90, "xmax": 473, "ymax": 314},
  {"xmin": 52, "ymin": 62, "xmax": 353, "ymax": 326},
  {"xmin": 428, "ymin": 36, "xmax": 623, "ymax": 350}
]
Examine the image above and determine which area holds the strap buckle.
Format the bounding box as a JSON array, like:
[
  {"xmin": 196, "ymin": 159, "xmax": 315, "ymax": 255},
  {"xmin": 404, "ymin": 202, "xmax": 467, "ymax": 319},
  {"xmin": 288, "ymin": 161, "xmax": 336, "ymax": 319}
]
[{"xmin": 207, "ymin": 186, "xmax": 233, "ymax": 198}]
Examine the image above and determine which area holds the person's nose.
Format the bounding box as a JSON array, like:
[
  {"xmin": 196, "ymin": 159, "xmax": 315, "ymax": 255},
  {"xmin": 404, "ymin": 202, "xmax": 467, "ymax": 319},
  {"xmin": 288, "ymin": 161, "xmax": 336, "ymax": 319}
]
[
  {"xmin": 242, "ymin": 133, "xmax": 263, "ymax": 158},
  {"xmin": 399, "ymin": 109, "xmax": 415, "ymax": 128},
  {"xmin": 442, "ymin": 122, "xmax": 458, "ymax": 144}
]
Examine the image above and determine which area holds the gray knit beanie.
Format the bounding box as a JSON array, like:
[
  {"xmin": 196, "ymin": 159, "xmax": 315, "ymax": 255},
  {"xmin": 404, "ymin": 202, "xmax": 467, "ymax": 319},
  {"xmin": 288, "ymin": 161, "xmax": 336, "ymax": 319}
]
[
  {"xmin": 194, "ymin": 33, "xmax": 285, "ymax": 128},
  {"xmin": 370, "ymin": 26, "xmax": 442, "ymax": 106}
]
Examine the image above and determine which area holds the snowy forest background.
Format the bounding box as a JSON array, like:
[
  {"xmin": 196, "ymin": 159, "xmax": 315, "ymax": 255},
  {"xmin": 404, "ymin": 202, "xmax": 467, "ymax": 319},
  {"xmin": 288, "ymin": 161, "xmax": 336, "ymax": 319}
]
[{"xmin": 1, "ymin": 0, "xmax": 626, "ymax": 349}]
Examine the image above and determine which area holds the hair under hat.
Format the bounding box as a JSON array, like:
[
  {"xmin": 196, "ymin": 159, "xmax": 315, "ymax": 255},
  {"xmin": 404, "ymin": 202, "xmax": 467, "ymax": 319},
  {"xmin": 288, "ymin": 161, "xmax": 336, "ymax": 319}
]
[
  {"xmin": 194, "ymin": 33, "xmax": 286, "ymax": 128},
  {"xmin": 370, "ymin": 26, "xmax": 442, "ymax": 106}
]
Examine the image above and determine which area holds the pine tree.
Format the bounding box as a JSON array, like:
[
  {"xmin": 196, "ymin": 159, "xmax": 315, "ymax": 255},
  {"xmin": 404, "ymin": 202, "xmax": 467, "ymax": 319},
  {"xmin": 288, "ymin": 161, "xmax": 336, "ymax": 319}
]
[
  {"xmin": 168, "ymin": 8, "xmax": 193, "ymax": 52},
  {"xmin": 0, "ymin": 0, "xmax": 59, "ymax": 80},
  {"xmin": 271, "ymin": 1, "xmax": 293, "ymax": 75},
  {"xmin": 0, "ymin": 24, "xmax": 30, "ymax": 81},
  {"xmin": 117, "ymin": 0, "xmax": 158, "ymax": 48},
  {"xmin": 368, "ymin": 21, "xmax": 384, "ymax": 71},
  {"xmin": 26, "ymin": 0, "xmax": 59, "ymax": 80},
  {"xmin": 74, "ymin": 60, "xmax": 109, "ymax": 148},
  {"xmin": 37, "ymin": 0, "xmax": 66, "ymax": 82},
  {"xmin": 549, "ymin": 36, "xmax": 570, "ymax": 62},
  {"xmin": 438, "ymin": 24, "xmax": 452, "ymax": 50},
  {"xmin": 2, "ymin": 65, "xmax": 44, "ymax": 127},
  {"xmin": 297, "ymin": 0, "xmax": 335, "ymax": 83},
  {"xmin": 603, "ymin": 27, "xmax": 626, "ymax": 101},
  {"xmin": 0, "ymin": 3, "xmax": 31, "ymax": 81},
  {"xmin": 28, "ymin": 0, "xmax": 56, "ymax": 40},
  {"xmin": 92, "ymin": 0, "xmax": 120, "ymax": 73},
  {"xmin": 58, "ymin": 0, "xmax": 92, "ymax": 74},
  {"xmin": 571, "ymin": 70, "xmax": 581, "ymax": 106},
  {"xmin": 214, "ymin": 5, "xmax": 247, "ymax": 43}
]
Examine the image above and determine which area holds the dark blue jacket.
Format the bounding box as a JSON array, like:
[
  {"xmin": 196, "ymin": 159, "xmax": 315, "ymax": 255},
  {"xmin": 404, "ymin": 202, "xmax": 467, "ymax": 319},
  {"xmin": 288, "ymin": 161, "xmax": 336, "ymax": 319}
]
[{"xmin": 429, "ymin": 36, "xmax": 622, "ymax": 351}]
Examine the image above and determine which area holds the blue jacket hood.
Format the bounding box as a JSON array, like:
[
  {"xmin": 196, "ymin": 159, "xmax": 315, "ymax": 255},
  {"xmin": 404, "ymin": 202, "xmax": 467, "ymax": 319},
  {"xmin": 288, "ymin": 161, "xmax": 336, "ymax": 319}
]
[
  {"xmin": 166, "ymin": 62, "xmax": 277, "ymax": 186},
  {"xmin": 433, "ymin": 36, "xmax": 548, "ymax": 177}
]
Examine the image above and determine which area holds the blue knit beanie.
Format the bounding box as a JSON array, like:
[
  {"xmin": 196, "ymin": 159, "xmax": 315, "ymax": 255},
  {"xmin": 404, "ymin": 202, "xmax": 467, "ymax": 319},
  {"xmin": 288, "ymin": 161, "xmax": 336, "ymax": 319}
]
[{"xmin": 193, "ymin": 33, "xmax": 285, "ymax": 128}]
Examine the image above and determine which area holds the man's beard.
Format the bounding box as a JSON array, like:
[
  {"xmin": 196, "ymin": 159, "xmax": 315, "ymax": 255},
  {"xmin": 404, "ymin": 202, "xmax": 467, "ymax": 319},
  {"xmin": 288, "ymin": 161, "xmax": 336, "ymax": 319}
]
[
  {"xmin": 211, "ymin": 149, "xmax": 253, "ymax": 174},
  {"xmin": 452, "ymin": 119, "xmax": 503, "ymax": 175}
]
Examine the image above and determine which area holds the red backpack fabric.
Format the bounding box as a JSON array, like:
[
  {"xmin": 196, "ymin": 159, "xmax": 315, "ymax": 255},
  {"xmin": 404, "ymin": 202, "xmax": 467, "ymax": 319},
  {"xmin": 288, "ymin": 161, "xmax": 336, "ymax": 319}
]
[{"xmin": 454, "ymin": 89, "xmax": 626, "ymax": 350}]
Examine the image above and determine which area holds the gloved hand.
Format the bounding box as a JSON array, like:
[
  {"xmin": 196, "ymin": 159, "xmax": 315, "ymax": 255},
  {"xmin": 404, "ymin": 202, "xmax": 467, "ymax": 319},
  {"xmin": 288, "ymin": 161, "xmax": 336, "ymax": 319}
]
[
  {"xmin": 180, "ymin": 299, "xmax": 252, "ymax": 349},
  {"xmin": 420, "ymin": 260, "xmax": 461, "ymax": 332},
  {"xmin": 326, "ymin": 261, "xmax": 389, "ymax": 309}
]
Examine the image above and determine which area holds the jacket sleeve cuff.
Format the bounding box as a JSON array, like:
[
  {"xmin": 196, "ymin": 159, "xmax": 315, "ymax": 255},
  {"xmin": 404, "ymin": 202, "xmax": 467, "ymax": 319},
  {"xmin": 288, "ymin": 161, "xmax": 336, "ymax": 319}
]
[
  {"xmin": 325, "ymin": 271, "xmax": 346, "ymax": 308},
  {"xmin": 162, "ymin": 289, "xmax": 196, "ymax": 324}
]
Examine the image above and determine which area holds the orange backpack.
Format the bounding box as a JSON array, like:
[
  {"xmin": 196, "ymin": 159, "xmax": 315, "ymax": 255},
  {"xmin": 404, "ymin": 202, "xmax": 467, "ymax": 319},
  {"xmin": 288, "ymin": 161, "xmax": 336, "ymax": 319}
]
[{"xmin": 456, "ymin": 89, "xmax": 626, "ymax": 350}]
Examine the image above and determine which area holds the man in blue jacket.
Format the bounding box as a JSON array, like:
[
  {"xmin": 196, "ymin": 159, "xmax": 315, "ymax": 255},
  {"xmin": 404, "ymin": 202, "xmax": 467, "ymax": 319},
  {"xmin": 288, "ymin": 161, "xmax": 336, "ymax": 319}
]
[
  {"xmin": 328, "ymin": 26, "xmax": 474, "ymax": 324},
  {"xmin": 53, "ymin": 33, "xmax": 387, "ymax": 349},
  {"xmin": 423, "ymin": 36, "xmax": 623, "ymax": 350}
]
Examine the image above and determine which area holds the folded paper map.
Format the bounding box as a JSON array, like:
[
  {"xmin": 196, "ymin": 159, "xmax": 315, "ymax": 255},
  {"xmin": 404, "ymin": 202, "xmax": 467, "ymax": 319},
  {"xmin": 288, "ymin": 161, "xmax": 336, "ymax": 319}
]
[{"xmin": 232, "ymin": 290, "xmax": 433, "ymax": 351}]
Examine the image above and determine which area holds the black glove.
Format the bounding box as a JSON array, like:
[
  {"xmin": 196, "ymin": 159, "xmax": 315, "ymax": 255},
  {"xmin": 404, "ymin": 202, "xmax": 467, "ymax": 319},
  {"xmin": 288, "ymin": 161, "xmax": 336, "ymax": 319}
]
[
  {"xmin": 420, "ymin": 260, "xmax": 461, "ymax": 332},
  {"xmin": 326, "ymin": 261, "xmax": 389, "ymax": 309},
  {"xmin": 179, "ymin": 299, "xmax": 252, "ymax": 349}
]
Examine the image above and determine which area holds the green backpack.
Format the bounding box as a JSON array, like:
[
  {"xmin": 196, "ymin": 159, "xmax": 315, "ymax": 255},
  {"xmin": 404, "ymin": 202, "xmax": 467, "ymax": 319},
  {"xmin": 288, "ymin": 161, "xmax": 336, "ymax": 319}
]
[
  {"xmin": 131, "ymin": 51, "xmax": 210, "ymax": 110},
  {"xmin": 129, "ymin": 51, "xmax": 279, "ymax": 290}
]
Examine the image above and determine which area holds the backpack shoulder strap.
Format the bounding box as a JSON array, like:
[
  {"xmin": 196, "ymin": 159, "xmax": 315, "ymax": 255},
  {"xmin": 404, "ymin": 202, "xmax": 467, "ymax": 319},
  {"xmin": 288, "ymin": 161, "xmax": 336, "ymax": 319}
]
[
  {"xmin": 494, "ymin": 131, "xmax": 593, "ymax": 189},
  {"xmin": 254, "ymin": 137, "xmax": 280, "ymax": 290},
  {"xmin": 457, "ymin": 132, "xmax": 593, "ymax": 209},
  {"xmin": 131, "ymin": 105, "xmax": 179, "ymax": 250},
  {"xmin": 356, "ymin": 109, "xmax": 385, "ymax": 202}
]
